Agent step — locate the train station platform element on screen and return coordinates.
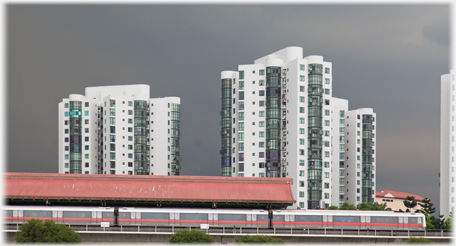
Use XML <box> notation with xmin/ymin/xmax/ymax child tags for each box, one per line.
<box><xmin>5</xmin><ymin>172</ymin><xmax>295</xmax><ymax>209</ymax></box>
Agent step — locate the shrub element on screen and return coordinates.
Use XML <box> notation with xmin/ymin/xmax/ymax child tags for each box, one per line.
<box><xmin>235</xmin><ymin>235</ymin><xmax>285</xmax><ymax>244</ymax></box>
<box><xmin>15</xmin><ymin>219</ymin><xmax>81</xmax><ymax>243</ymax></box>
<box><xmin>169</xmin><ymin>229</ymin><xmax>214</xmax><ymax>243</ymax></box>
<box><xmin>407</xmin><ymin>237</ymin><xmax>433</xmax><ymax>244</ymax></box>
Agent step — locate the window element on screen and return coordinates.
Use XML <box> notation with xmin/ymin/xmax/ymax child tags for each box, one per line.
<box><xmin>325</xmin><ymin>89</ymin><xmax>330</xmax><ymax>95</ymax></box>
<box><xmin>299</xmin><ymin>149</ymin><xmax>305</xmax><ymax>155</ymax></box>
<box><xmin>110</xmin><ymin>153</ymin><xmax>115</xmax><ymax>160</ymax></box>
<box><xmin>64</xmin><ymin>103</ymin><xmax>69</xmax><ymax>108</ymax></box>
<box><xmin>85</xmin><ymin>145</ymin><xmax>89</xmax><ymax>150</ymax></box>
<box><xmin>325</xmin><ymin>110</ymin><xmax>330</xmax><ymax>116</ymax></box>
<box><xmin>259</xmin><ymin>131</ymin><xmax>265</xmax><ymax>137</ymax></box>
<box><xmin>324</xmin><ymin>151</ymin><xmax>330</xmax><ymax>157</ymax></box>
<box><xmin>259</xmin><ymin>142</ymin><xmax>264</xmax><ymax>148</ymax></box>
<box><xmin>299</xmin><ymin>191</ymin><xmax>305</xmax><ymax>198</ymax></box>
<box><xmin>299</xmin><ymin>181</ymin><xmax>305</xmax><ymax>187</ymax></box>
<box><xmin>324</xmin><ymin>162</ymin><xmax>329</xmax><ymax>168</ymax></box>
<box><xmin>325</xmin><ymin>67</ymin><xmax>330</xmax><ymax>74</ymax></box>
<box><xmin>299</xmin><ymin>139</ymin><xmax>305</xmax><ymax>145</ymax></box>
<box><xmin>324</xmin><ymin>183</ymin><xmax>329</xmax><ymax>189</ymax></box>
<box><xmin>239</xmin><ymin>122</ymin><xmax>244</xmax><ymax>131</ymax></box>
<box><xmin>239</xmin><ymin>91</ymin><xmax>244</xmax><ymax>100</ymax></box>
<box><xmin>239</xmin><ymin>132</ymin><xmax>244</xmax><ymax>141</ymax></box>
<box><xmin>259</xmin><ymin>69</ymin><xmax>265</xmax><ymax>75</ymax></box>
<box><xmin>110</xmin><ymin>99</ymin><xmax>116</xmax><ymax>107</ymax></box>
<box><xmin>299</xmin><ymin>160</ymin><xmax>304</xmax><ymax>166</ymax></box>
<box><xmin>239</xmin><ymin>71</ymin><xmax>244</xmax><ymax>79</ymax></box>
<box><xmin>300</xmin><ymin>96</ymin><xmax>305</xmax><ymax>102</ymax></box>
<box><xmin>259</xmin><ymin>152</ymin><xmax>264</xmax><ymax>158</ymax></box>
<box><xmin>259</xmin><ymin>90</ymin><xmax>265</xmax><ymax>96</ymax></box>
<box><xmin>259</xmin><ymin>111</ymin><xmax>264</xmax><ymax>117</ymax></box>
<box><xmin>300</xmin><ymin>86</ymin><xmax>305</xmax><ymax>92</ymax></box>
<box><xmin>259</xmin><ymin>80</ymin><xmax>264</xmax><ymax>86</ymax></box>
<box><xmin>300</xmin><ymin>107</ymin><xmax>305</xmax><ymax>113</ymax></box>
<box><xmin>324</xmin><ymin>172</ymin><xmax>330</xmax><ymax>178</ymax></box>
<box><xmin>239</xmin><ymin>112</ymin><xmax>244</xmax><ymax>121</ymax></box>
<box><xmin>259</xmin><ymin>101</ymin><xmax>265</xmax><ymax>106</ymax></box>
<box><xmin>325</xmin><ymin>78</ymin><xmax>330</xmax><ymax>84</ymax></box>
<box><xmin>299</xmin><ymin>170</ymin><xmax>305</xmax><ymax>176</ymax></box>
<box><xmin>300</xmin><ymin>64</ymin><xmax>305</xmax><ymax>71</ymax></box>
<box><xmin>85</xmin><ymin>137</ymin><xmax>89</xmax><ymax>142</ymax></box>
<box><xmin>128</xmin><ymin>153</ymin><xmax>133</xmax><ymax>158</ymax></box>
<box><xmin>239</xmin><ymin>81</ymin><xmax>244</xmax><ymax>90</ymax></box>
<box><xmin>259</xmin><ymin>121</ymin><xmax>264</xmax><ymax>127</ymax></box>
<box><xmin>299</xmin><ymin>128</ymin><xmax>305</xmax><ymax>134</ymax></box>
<box><xmin>325</xmin><ymin>99</ymin><xmax>330</xmax><ymax>105</ymax></box>
<box><xmin>239</xmin><ymin>153</ymin><xmax>244</xmax><ymax>161</ymax></box>
<box><xmin>324</xmin><ymin>193</ymin><xmax>330</xmax><ymax>199</ymax></box>
<box><xmin>64</xmin><ymin>112</ymin><xmax>69</xmax><ymax>117</ymax></box>
<box><xmin>299</xmin><ymin>118</ymin><xmax>305</xmax><ymax>124</ymax></box>
<box><xmin>324</xmin><ymin>120</ymin><xmax>330</xmax><ymax>126</ymax></box>
<box><xmin>300</xmin><ymin>75</ymin><xmax>305</xmax><ymax>81</ymax></box>
<box><xmin>128</xmin><ymin>136</ymin><xmax>132</xmax><ymax>141</ymax></box>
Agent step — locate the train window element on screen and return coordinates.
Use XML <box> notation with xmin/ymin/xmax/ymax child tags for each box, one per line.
<box><xmin>63</xmin><ymin>211</ymin><xmax>91</xmax><ymax>218</ymax></box>
<box><xmin>333</xmin><ymin>216</ymin><xmax>360</xmax><ymax>223</ymax></box>
<box><xmin>23</xmin><ymin>211</ymin><xmax>52</xmax><ymax>218</ymax></box>
<box><xmin>218</xmin><ymin>214</ymin><xmax>246</xmax><ymax>221</ymax></box>
<box><xmin>273</xmin><ymin>215</ymin><xmax>284</xmax><ymax>221</ymax></box>
<box><xmin>180</xmin><ymin>213</ymin><xmax>208</xmax><ymax>221</ymax></box>
<box><xmin>5</xmin><ymin>210</ymin><xmax>13</xmax><ymax>217</ymax></box>
<box><xmin>408</xmin><ymin>217</ymin><xmax>418</xmax><ymax>224</ymax></box>
<box><xmin>141</xmin><ymin>213</ymin><xmax>168</xmax><ymax>220</ymax></box>
<box><xmin>295</xmin><ymin>215</ymin><xmax>322</xmax><ymax>222</ymax></box>
<box><xmin>102</xmin><ymin>212</ymin><xmax>114</xmax><ymax>218</ymax></box>
<box><xmin>257</xmin><ymin>215</ymin><xmax>268</xmax><ymax>221</ymax></box>
<box><xmin>371</xmin><ymin>216</ymin><xmax>398</xmax><ymax>224</ymax></box>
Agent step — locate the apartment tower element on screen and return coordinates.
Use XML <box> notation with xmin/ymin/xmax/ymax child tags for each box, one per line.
<box><xmin>58</xmin><ymin>85</ymin><xmax>181</xmax><ymax>176</ymax></box>
<box><xmin>220</xmin><ymin>47</ymin><xmax>376</xmax><ymax>209</ymax></box>
<box><xmin>441</xmin><ymin>69</ymin><xmax>455</xmax><ymax>218</ymax></box>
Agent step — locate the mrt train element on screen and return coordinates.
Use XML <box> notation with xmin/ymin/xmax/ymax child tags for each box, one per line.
<box><xmin>4</xmin><ymin>206</ymin><xmax>426</xmax><ymax>230</ymax></box>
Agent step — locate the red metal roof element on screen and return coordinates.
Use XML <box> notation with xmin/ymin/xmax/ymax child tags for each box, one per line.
<box><xmin>5</xmin><ymin>173</ymin><xmax>295</xmax><ymax>205</ymax></box>
<box><xmin>376</xmin><ymin>190</ymin><xmax>425</xmax><ymax>201</ymax></box>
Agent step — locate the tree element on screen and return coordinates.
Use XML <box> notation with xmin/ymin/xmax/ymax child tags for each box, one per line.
<box><xmin>15</xmin><ymin>219</ymin><xmax>81</xmax><ymax>243</ymax></box>
<box><xmin>357</xmin><ymin>202</ymin><xmax>372</xmax><ymax>210</ymax></box>
<box><xmin>403</xmin><ymin>196</ymin><xmax>418</xmax><ymax>212</ymax></box>
<box><xmin>371</xmin><ymin>202</ymin><xmax>391</xmax><ymax>211</ymax></box>
<box><xmin>168</xmin><ymin>229</ymin><xmax>214</xmax><ymax>243</ymax></box>
<box><xmin>340</xmin><ymin>202</ymin><xmax>356</xmax><ymax>210</ymax></box>
<box><xmin>416</xmin><ymin>198</ymin><xmax>436</xmax><ymax>215</ymax></box>
<box><xmin>235</xmin><ymin>235</ymin><xmax>284</xmax><ymax>244</ymax></box>
<box><xmin>327</xmin><ymin>205</ymin><xmax>339</xmax><ymax>210</ymax></box>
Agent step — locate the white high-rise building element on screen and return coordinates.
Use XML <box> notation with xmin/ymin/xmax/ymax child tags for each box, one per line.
<box><xmin>220</xmin><ymin>47</ymin><xmax>376</xmax><ymax>209</ymax></box>
<box><xmin>440</xmin><ymin>69</ymin><xmax>455</xmax><ymax>218</ymax></box>
<box><xmin>58</xmin><ymin>85</ymin><xmax>181</xmax><ymax>176</ymax></box>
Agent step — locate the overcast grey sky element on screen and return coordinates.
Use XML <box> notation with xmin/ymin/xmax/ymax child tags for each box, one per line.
<box><xmin>6</xmin><ymin>4</ymin><xmax>451</xmax><ymax>213</ymax></box>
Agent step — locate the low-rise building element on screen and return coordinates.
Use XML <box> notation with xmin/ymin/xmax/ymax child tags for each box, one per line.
<box><xmin>376</xmin><ymin>190</ymin><xmax>424</xmax><ymax>212</ymax></box>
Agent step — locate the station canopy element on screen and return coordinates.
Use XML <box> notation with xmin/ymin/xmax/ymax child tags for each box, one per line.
<box><xmin>5</xmin><ymin>173</ymin><xmax>295</xmax><ymax>209</ymax></box>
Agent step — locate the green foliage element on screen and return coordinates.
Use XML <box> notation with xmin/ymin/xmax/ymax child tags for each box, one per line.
<box><xmin>356</xmin><ymin>202</ymin><xmax>372</xmax><ymax>210</ymax></box>
<box><xmin>15</xmin><ymin>219</ymin><xmax>81</xmax><ymax>243</ymax></box>
<box><xmin>407</xmin><ymin>237</ymin><xmax>433</xmax><ymax>244</ymax></box>
<box><xmin>168</xmin><ymin>229</ymin><xmax>214</xmax><ymax>243</ymax></box>
<box><xmin>235</xmin><ymin>235</ymin><xmax>284</xmax><ymax>244</ymax></box>
<box><xmin>370</xmin><ymin>202</ymin><xmax>388</xmax><ymax>211</ymax></box>
<box><xmin>327</xmin><ymin>205</ymin><xmax>339</xmax><ymax>210</ymax></box>
<box><xmin>416</xmin><ymin>198</ymin><xmax>436</xmax><ymax>215</ymax></box>
<box><xmin>340</xmin><ymin>202</ymin><xmax>356</xmax><ymax>210</ymax></box>
<box><xmin>444</xmin><ymin>218</ymin><xmax>452</xmax><ymax>229</ymax></box>
<box><xmin>403</xmin><ymin>196</ymin><xmax>418</xmax><ymax>211</ymax></box>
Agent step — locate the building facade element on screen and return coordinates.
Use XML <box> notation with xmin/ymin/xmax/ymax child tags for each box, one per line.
<box><xmin>220</xmin><ymin>47</ymin><xmax>376</xmax><ymax>209</ymax></box>
<box><xmin>376</xmin><ymin>190</ymin><xmax>424</xmax><ymax>212</ymax></box>
<box><xmin>440</xmin><ymin>69</ymin><xmax>455</xmax><ymax>218</ymax></box>
<box><xmin>58</xmin><ymin>85</ymin><xmax>181</xmax><ymax>176</ymax></box>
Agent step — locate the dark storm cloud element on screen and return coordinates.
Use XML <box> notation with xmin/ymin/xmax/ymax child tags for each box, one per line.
<box><xmin>6</xmin><ymin>4</ymin><xmax>450</xmax><ymax>213</ymax></box>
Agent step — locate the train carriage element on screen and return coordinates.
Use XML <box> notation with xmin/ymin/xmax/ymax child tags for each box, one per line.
<box><xmin>271</xmin><ymin>209</ymin><xmax>425</xmax><ymax>229</ymax></box>
<box><xmin>4</xmin><ymin>206</ymin><xmax>425</xmax><ymax>230</ymax></box>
